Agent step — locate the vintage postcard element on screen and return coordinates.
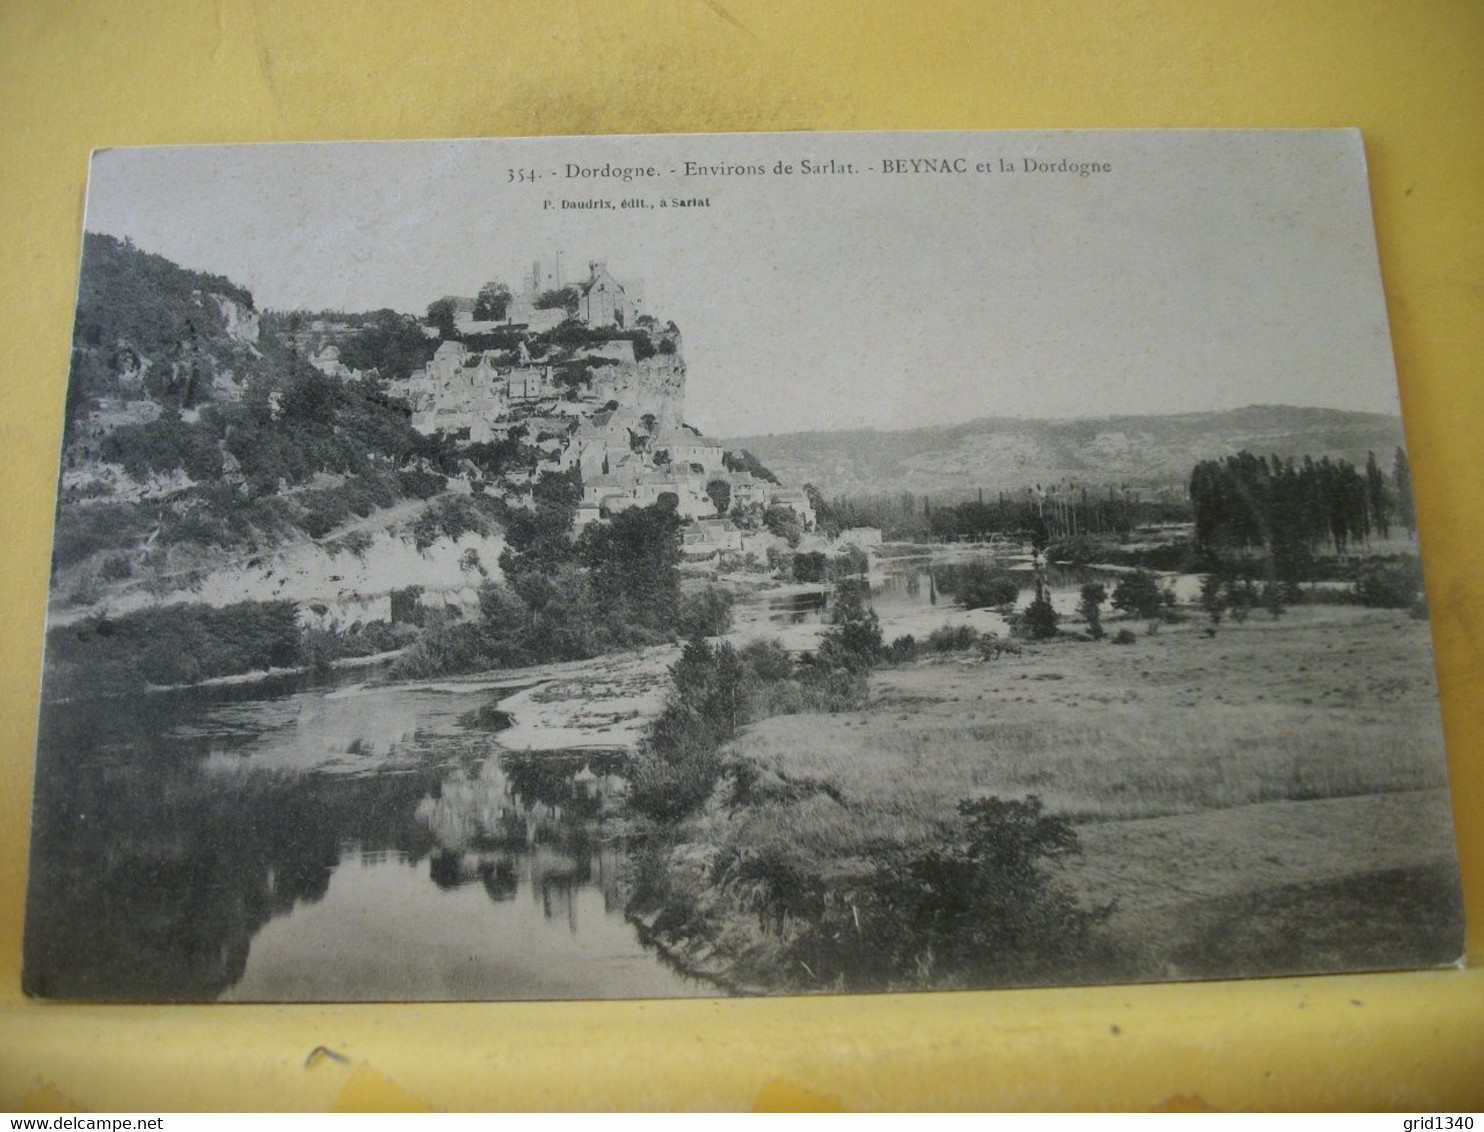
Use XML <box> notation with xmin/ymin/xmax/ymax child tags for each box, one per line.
<box><xmin>24</xmin><ymin>130</ymin><xmax>1462</xmax><ymax>1001</ymax></box>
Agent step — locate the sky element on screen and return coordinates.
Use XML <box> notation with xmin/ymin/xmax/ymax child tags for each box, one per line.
<box><xmin>83</xmin><ymin>130</ymin><xmax>1403</xmax><ymax>438</ymax></box>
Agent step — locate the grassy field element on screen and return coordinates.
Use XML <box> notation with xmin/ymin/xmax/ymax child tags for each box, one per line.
<box><xmin>645</xmin><ymin>604</ymin><xmax>1463</xmax><ymax>990</ymax></box>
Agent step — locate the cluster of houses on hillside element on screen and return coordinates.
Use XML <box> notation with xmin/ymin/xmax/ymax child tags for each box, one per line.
<box><xmin>570</xmin><ymin>414</ymin><xmax>815</xmax><ymax>534</ymax></box>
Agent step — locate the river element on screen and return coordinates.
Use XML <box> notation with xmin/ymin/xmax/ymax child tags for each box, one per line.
<box><xmin>23</xmin><ymin>548</ymin><xmax>1177</xmax><ymax>1001</ymax></box>
<box><xmin>23</xmin><ymin>666</ymin><xmax>707</xmax><ymax>1001</ymax></box>
<box><xmin>733</xmin><ymin>549</ymin><xmax>1151</xmax><ymax>645</ymax></box>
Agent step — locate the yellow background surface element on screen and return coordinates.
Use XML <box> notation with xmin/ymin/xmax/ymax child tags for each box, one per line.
<box><xmin>1</xmin><ymin>0</ymin><xmax>1482</xmax><ymax>1111</ymax></box>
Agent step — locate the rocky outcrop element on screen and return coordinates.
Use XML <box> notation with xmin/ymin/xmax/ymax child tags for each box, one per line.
<box><xmin>588</xmin><ymin>354</ymin><xmax>686</xmax><ymax>431</ymax></box>
<box><xmin>210</xmin><ymin>294</ymin><xmax>261</xmax><ymax>346</ymax></box>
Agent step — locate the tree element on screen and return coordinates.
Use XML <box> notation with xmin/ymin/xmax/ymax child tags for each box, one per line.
<box><xmin>960</xmin><ymin>562</ymin><xmax>1020</xmax><ymax>610</ymax></box>
<box><xmin>1190</xmin><ymin>448</ymin><xmax>1372</xmax><ymax>565</ymax></box>
<box><xmin>1261</xmin><ymin>579</ymin><xmax>1287</xmax><ymax>620</ymax></box>
<box><xmin>804</xmin><ymin>483</ymin><xmax>842</xmax><ymax>538</ymax></box>
<box><xmin>678</xmin><ymin>587</ymin><xmax>734</xmax><ymax>637</ymax></box>
<box><xmin>1199</xmin><ymin>572</ymin><xmax>1226</xmax><ymax>632</ymax></box>
<box><xmin>499</xmin><ymin>499</ymin><xmax>577</xmax><ymax>582</ymax></box>
<box><xmin>722</xmin><ymin>448</ymin><xmax>781</xmax><ymax>484</ymax></box>
<box><xmin>578</xmin><ymin>501</ymin><xmax>683</xmax><ymax>640</ymax></box>
<box><xmin>792</xmin><ymin>551</ymin><xmax>828</xmax><ymax>584</ymax></box>
<box><xmin>333</xmin><ymin>309</ymin><xmax>438</xmax><ymax>381</ymax></box>
<box><xmin>1111</xmin><ymin>570</ymin><xmax>1163</xmax><ymax>620</ymax></box>
<box><xmin>507</xmin><ymin>563</ymin><xmax>605</xmax><ymax>660</ymax></box>
<box><xmin>426</xmin><ymin>298</ymin><xmax>458</xmax><ymax>338</ymax></box>
<box><xmin>706</xmin><ymin>478</ymin><xmax>732</xmax><ymax>516</ymax></box>
<box><xmin>1021</xmin><ymin>591</ymin><xmax>1060</xmax><ymax>639</ymax></box>
<box><xmin>1223</xmin><ymin>575</ymin><xmax>1257</xmax><ymax>623</ymax></box>
<box><xmin>1027</xmin><ymin>513</ymin><xmax>1051</xmax><ymax>553</ymax></box>
<box><xmin>473</xmin><ymin>281</ymin><xmax>512</xmax><ymax>322</ymax></box>
<box><xmin>533</xmin><ymin>466</ymin><xmax>582</xmax><ymax>512</ymax></box>
<box><xmin>763</xmin><ymin>504</ymin><xmax>804</xmax><ymax>548</ymax></box>
<box><xmin>816</xmin><ymin>576</ymin><xmax>882</xmax><ymax>672</ymax></box>
<box><xmin>730</xmin><ymin>501</ymin><xmax>764</xmax><ymax>532</ymax></box>
<box><xmin>1365</xmin><ymin>450</ymin><xmax>1391</xmax><ymax>540</ymax></box>
<box><xmin>535</xmin><ymin>286</ymin><xmax>580</xmax><ymax>315</ymax></box>
<box><xmin>1394</xmin><ymin>447</ymin><xmax>1415</xmax><ymax>538</ymax></box>
<box><xmin>830</xmin><ymin>545</ymin><xmax>870</xmax><ymax>579</ymax></box>
<box><xmin>1077</xmin><ymin>582</ymin><xmax>1107</xmax><ymax>639</ymax></box>
<box><xmin>842</xmin><ymin>796</ymin><xmax>1106</xmax><ymax>989</ymax></box>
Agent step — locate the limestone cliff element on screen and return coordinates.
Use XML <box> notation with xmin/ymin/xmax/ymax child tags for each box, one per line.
<box><xmin>588</xmin><ymin>354</ymin><xmax>686</xmax><ymax>431</ymax></box>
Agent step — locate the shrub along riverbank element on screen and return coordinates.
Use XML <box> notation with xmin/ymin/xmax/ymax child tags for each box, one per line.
<box><xmin>43</xmin><ymin>598</ymin><xmax>418</xmax><ymax>699</ymax></box>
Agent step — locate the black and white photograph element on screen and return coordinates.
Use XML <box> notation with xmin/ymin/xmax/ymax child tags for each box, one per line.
<box><xmin>23</xmin><ymin>129</ymin><xmax>1463</xmax><ymax>1002</ymax></box>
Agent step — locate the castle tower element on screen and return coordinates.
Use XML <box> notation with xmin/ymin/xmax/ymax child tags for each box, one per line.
<box><xmin>524</xmin><ymin>252</ymin><xmax>565</xmax><ymax>299</ymax></box>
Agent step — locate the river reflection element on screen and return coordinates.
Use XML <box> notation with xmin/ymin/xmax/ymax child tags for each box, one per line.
<box><xmin>23</xmin><ymin>676</ymin><xmax>705</xmax><ymax>1001</ymax></box>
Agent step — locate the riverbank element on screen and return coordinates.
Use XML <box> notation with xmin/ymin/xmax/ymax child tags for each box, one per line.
<box><xmin>627</xmin><ymin>605</ymin><xmax>1462</xmax><ymax>993</ymax></box>
<box><xmin>482</xmin><ymin>645</ymin><xmax>680</xmax><ymax>751</ymax></box>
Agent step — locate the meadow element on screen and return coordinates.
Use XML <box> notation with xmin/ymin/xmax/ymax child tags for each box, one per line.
<box><xmin>640</xmin><ymin>604</ymin><xmax>1463</xmax><ymax>990</ymax></box>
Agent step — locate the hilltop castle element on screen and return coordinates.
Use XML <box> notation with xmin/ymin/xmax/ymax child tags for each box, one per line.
<box><xmin>390</xmin><ymin>256</ymin><xmax>813</xmax><ymax>531</ymax></box>
<box><xmin>451</xmin><ymin>257</ymin><xmax>647</xmax><ymax>337</ymax></box>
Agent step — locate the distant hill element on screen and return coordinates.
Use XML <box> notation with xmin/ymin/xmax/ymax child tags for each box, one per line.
<box><xmin>726</xmin><ymin>406</ymin><xmax>1407</xmax><ymax>499</ymax></box>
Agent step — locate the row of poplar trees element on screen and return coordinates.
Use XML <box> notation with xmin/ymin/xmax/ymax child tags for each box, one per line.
<box><xmin>1189</xmin><ymin>448</ymin><xmax>1414</xmax><ymax>572</ymax></box>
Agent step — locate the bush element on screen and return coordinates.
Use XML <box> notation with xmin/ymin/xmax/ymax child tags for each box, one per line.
<box><xmin>391</xmin><ymin>617</ymin><xmax>499</xmax><ymax>679</ymax></box>
<box><xmin>960</xmin><ymin>566</ymin><xmax>1021</xmax><ymax>610</ymax></box>
<box><xmin>102</xmin><ymin>415</ymin><xmax>225</xmax><ymax>483</ymax></box>
<box><xmin>1019</xmin><ymin>592</ymin><xmax>1060</xmax><ymax>639</ymax></box>
<box><xmin>791</xmin><ymin>664</ymin><xmax>871</xmax><ymax>713</ymax></box>
<box><xmin>678</xmin><ymin>586</ymin><xmax>734</xmax><ymax>638</ymax></box>
<box><xmin>397</xmin><ymin>468</ymin><xmax>447</xmax><ymax>499</ymax></box>
<box><xmin>792</xmin><ymin>551</ymin><xmax>828</xmax><ymax>584</ymax></box>
<box><xmin>411</xmin><ymin>493</ymin><xmax>500</xmax><ymax>551</ymax></box>
<box><xmin>738</xmin><ymin>638</ymin><xmax>795</xmax><ymax>683</ymax></box>
<box><xmin>328</xmin><ymin>529</ymin><xmax>375</xmax><ymax>559</ymax></box>
<box><xmin>1223</xmin><ymin>577</ymin><xmax>1257</xmax><ymax>623</ymax></box>
<box><xmin>52</xmin><ymin>502</ymin><xmax>153</xmax><ymax>569</ymax></box>
<box><xmin>926</xmin><ymin>624</ymin><xmax>981</xmax><ymax>652</ymax></box>
<box><xmin>931</xmin><ymin>561</ymin><xmax>1019</xmax><ymax>609</ymax></box>
<box><xmin>300</xmin><ymin>509</ymin><xmax>338</xmax><ymax>539</ymax></box>
<box><xmin>1077</xmin><ymin>581</ymin><xmax>1107</xmax><ymax>639</ymax></box>
<box><xmin>763</xmin><ymin>504</ymin><xmax>805</xmax><ymax>548</ymax></box>
<box><xmin>1111</xmin><ymin>570</ymin><xmax>1164</xmax><ymax>620</ymax></box>
<box><xmin>783</xmin><ymin>796</ymin><xmax>1110</xmax><ymax>990</ymax></box>
<box><xmin>627</xmin><ymin>747</ymin><xmax>727</xmax><ymax>824</ymax></box>
<box><xmin>978</xmin><ymin>633</ymin><xmax>1021</xmax><ymax>660</ymax></box>
<box><xmin>627</xmin><ymin>628</ymin><xmax>866</xmax><ymax>823</ymax></box>
<box><xmin>1261</xmin><ymin>579</ymin><xmax>1287</xmax><ymax>620</ymax></box>
<box><xmin>1111</xmin><ymin>628</ymin><xmax>1138</xmax><ymax>645</ymax></box>
<box><xmin>45</xmin><ymin>599</ymin><xmax>302</xmax><ymax>690</ymax></box>
<box><xmin>884</xmin><ymin>634</ymin><xmax>920</xmax><ymax>664</ymax></box>
<box><xmin>1354</xmin><ymin>557</ymin><xmax>1424</xmax><ymax>609</ymax></box>
<box><xmin>830</xmin><ymin>545</ymin><xmax>870</xmax><ymax>580</ymax></box>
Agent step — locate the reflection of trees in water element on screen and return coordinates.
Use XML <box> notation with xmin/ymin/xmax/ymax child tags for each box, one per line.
<box><xmin>25</xmin><ymin>690</ymin><xmax>640</xmax><ymax>998</ymax></box>
<box><xmin>24</xmin><ymin>699</ymin><xmax>442</xmax><ymax>1000</ymax></box>
<box><xmin>428</xmin><ymin>848</ymin><xmax>519</xmax><ymax>902</ymax></box>
<box><xmin>413</xmin><ymin>752</ymin><xmax>630</xmax><ymax>920</ymax></box>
